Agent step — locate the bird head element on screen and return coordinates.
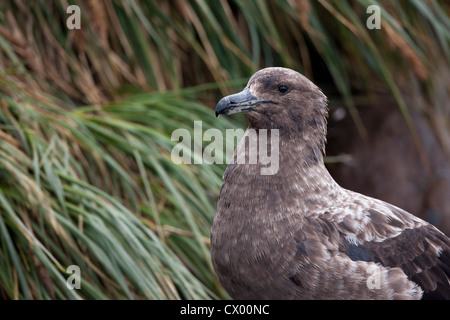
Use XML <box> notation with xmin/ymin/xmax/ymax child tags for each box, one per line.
<box><xmin>216</xmin><ymin>67</ymin><xmax>328</xmax><ymax>151</ymax></box>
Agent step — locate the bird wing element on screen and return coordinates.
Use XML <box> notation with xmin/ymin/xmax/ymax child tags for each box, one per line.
<box><xmin>288</xmin><ymin>214</ymin><xmax>422</xmax><ymax>299</ymax></box>
<box><xmin>288</xmin><ymin>199</ymin><xmax>450</xmax><ymax>299</ymax></box>
<box><xmin>355</xmin><ymin>222</ymin><xmax>450</xmax><ymax>299</ymax></box>
<box><xmin>331</xmin><ymin>193</ymin><xmax>450</xmax><ymax>299</ymax></box>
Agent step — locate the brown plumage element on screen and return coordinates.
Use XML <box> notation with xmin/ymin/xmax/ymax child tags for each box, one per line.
<box><xmin>211</xmin><ymin>67</ymin><xmax>450</xmax><ymax>300</ymax></box>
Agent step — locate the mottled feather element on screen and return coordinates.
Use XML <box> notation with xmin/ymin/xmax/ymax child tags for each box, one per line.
<box><xmin>211</xmin><ymin>67</ymin><xmax>450</xmax><ymax>300</ymax></box>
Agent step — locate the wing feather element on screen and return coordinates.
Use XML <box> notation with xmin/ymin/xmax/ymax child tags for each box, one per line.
<box><xmin>360</xmin><ymin>224</ymin><xmax>450</xmax><ymax>299</ymax></box>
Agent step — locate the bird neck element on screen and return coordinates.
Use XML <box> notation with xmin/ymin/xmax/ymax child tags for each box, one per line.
<box><xmin>246</xmin><ymin>106</ymin><xmax>328</xmax><ymax>159</ymax></box>
<box><xmin>276</xmin><ymin>134</ymin><xmax>340</xmax><ymax>193</ymax></box>
<box><xmin>229</xmin><ymin>127</ymin><xmax>341</xmax><ymax>206</ymax></box>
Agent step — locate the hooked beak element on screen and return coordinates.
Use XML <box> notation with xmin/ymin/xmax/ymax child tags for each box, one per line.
<box><xmin>215</xmin><ymin>88</ymin><xmax>272</xmax><ymax>117</ymax></box>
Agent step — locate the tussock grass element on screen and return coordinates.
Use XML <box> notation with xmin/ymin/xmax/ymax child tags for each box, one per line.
<box><xmin>0</xmin><ymin>72</ymin><xmax>240</xmax><ymax>299</ymax></box>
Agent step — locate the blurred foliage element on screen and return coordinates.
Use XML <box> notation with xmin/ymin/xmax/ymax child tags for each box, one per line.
<box><xmin>0</xmin><ymin>0</ymin><xmax>448</xmax><ymax>299</ymax></box>
<box><xmin>0</xmin><ymin>71</ymin><xmax>241</xmax><ymax>298</ymax></box>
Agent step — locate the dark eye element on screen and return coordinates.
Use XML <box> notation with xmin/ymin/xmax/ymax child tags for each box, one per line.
<box><xmin>278</xmin><ymin>85</ymin><xmax>288</xmax><ymax>94</ymax></box>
